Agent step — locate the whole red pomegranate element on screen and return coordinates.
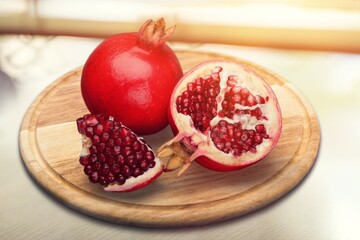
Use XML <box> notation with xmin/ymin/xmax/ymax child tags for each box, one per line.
<box><xmin>81</xmin><ymin>18</ymin><xmax>183</xmax><ymax>135</ymax></box>
<box><xmin>76</xmin><ymin>114</ymin><xmax>163</xmax><ymax>192</ymax></box>
<box><xmin>157</xmin><ymin>60</ymin><xmax>282</xmax><ymax>176</ymax></box>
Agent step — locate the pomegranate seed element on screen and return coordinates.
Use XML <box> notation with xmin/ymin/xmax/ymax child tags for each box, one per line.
<box><xmin>98</xmin><ymin>153</ymin><xmax>106</xmax><ymax>163</ymax></box>
<box><xmin>249</xmin><ymin>130</ymin><xmax>256</xmax><ymax>138</ymax></box>
<box><xmin>248</xmin><ymin>95</ymin><xmax>256</xmax><ymax>106</ymax></box>
<box><xmin>246</xmin><ymin>138</ymin><xmax>254</xmax><ymax>146</ymax></box>
<box><xmin>255</xmin><ymin>124</ymin><xmax>265</xmax><ymax>133</ymax></box>
<box><xmin>90</xmin><ymin>154</ymin><xmax>97</xmax><ymax>163</ymax></box>
<box><xmin>254</xmin><ymin>134</ymin><xmax>263</xmax><ymax>144</ymax></box>
<box><xmin>255</xmin><ymin>95</ymin><xmax>265</xmax><ymax>104</ymax></box>
<box><xmin>104</xmin><ymin>147</ymin><xmax>112</xmax><ymax>156</ymax></box>
<box><xmin>148</xmin><ymin>160</ymin><xmax>156</xmax><ymax>168</ymax></box>
<box><xmin>99</xmin><ymin>176</ymin><xmax>108</xmax><ymax>185</ymax></box>
<box><xmin>89</xmin><ymin>171</ymin><xmax>99</xmax><ymax>183</ymax></box>
<box><xmin>133</xmin><ymin>168</ymin><xmax>143</xmax><ymax>177</ymax></box>
<box><xmin>114</xmin><ymin>138</ymin><xmax>122</xmax><ymax>146</ymax></box>
<box><xmin>97</xmin><ymin>143</ymin><xmax>106</xmax><ymax>152</ymax></box>
<box><xmin>103</xmin><ymin>120</ymin><xmax>114</xmax><ymax>132</ymax></box>
<box><xmin>209</xmin><ymin>88</ymin><xmax>217</xmax><ymax>97</ymax></box>
<box><xmin>139</xmin><ymin>160</ymin><xmax>149</xmax><ymax>170</ymax></box>
<box><xmin>91</xmin><ymin>162</ymin><xmax>101</xmax><ymax>171</ymax></box>
<box><xmin>215</xmin><ymin>142</ymin><xmax>224</xmax><ymax>149</ymax></box>
<box><xmin>116</xmin><ymin>155</ymin><xmax>125</xmax><ymax>164</ymax></box>
<box><xmin>135</xmin><ymin>152</ymin><xmax>143</xmax><ymax>161</ymax></box>
<box><xmin>240</xmin><ymin>88</ymin><xmax>250</xmax><ymax>99</ymax></box>
<box><xmin>110</xmin><ymin>128</ymin><xmax>120</xmax><ymax>138</ymax></box>
<box><xmin>79</xmin><ymin>156</ymin><xmax>90</xmax><ymax>166</ymax></box>
<box><xmin>123</xmin><ymin>136</ymin><xmax>133</xmax><ymax>146</ymax></box>
<box><xmin>232</xmin><ymin>94</ymin><xmax>241</xmax><ymax>103</ymax></box>
<box><xmin>183</xmin><ymin>90</ymin><xmax>190</xmax><ymax>98</ymax></box>
<box><xmin>120</xmin><ymin>127</ymin><xmax>131</xmax><ymax>138</ymax></box>
<box><xmin>203</xmin><ymin>90</ymin><xmax>209</xmax><ymax>97</ymax></box>
<box><xmin>100</xmin><ymin>163</ymin><xmax>110</xmax><ymax>175</ymax></box>
<box><xmin>146</xmin><ymin>151</ymin><xmax>155</xmax><ymax>161</ymax></box>
<box><xmin>92</xmin><ymin>135</ymin><xmax>100</xmax><ymax>145</ymax></box>
<box><xmin>218</xmin><ymin>110</ymin><xmax>225</xmax><ymax>118</ymax></box>
<box><xmin>212</xmin><ymin>66</ymin><xmax>222</xmax><ymax>73</ymax></box>
<box><xmin>132</xmin><ymin>141</ymin><xmax>141</xmax><ymax>152</ymax></box>
<box><xmin>125</xmin><ymin>155</ymin><xmax>136</xmax><ymax>168</ymax></box>
<box><xmin>243</xmin><ymin>144</ymin><xmax>249</xmax><ymax>151</ymax></box>
<box><xmin>227</xmin><ymin>75</ymin><xmax>238</xmax><ymax>86</ymax></box>
<box><xmin>116</xmin><ymin>175</ymin><xmax>126</xmax><ymax>185</ymax></box>
<box><xmin>97</xmin><ymin>115</ymin><xmax>107</xmax><ymax>124</ymax></box>
<box><xmin>176</xmin><ymin>96</ymin><xmax>182</xmax><ymax>104</ymax></box>
<box><xmin>241</xmin><ymin>132</ymin><xmax>249</xmax><ymax>141</ymax></box>
<box><xmin>76</xmin><ymin>118</ymin><xmax>86</xmax><ymax>134</ymax></box>
<box><xmin>121</xmin><ymin>165</ymin><xmax>132</xmax><ymax>177</ymax></box>
<box><xmin>106</xmin><ymin>138</ymin><xmax>115</xmax><ymax>147</ymax></box>
<box><xmin>94</xmin><ymin>124</ymin><xmax>103</xmax><ymax>135</ymax></box>
<box><xmin>112</xmin><ymin>145</ymin><xmax>121</xmax><ymax>155</ymax></box>
<box><xmin>106</xmin><ymin>155</ymin><xmax>115</xmax><ymax>165</ymax></box>
<box><xmin>84</xmin><ymin>114</ymin><xmax>99</xmax><ymax>126</ymax></box>
<box><xmin>187</xmin><ymin>82</ymin><xmax>195</xmax><ymax>92</ymax></box>
<box><xmin>101</xmin><ymin>132</ymin><xmax>109</xmax><ymax>142</ymax></box>
<box><xmin>89</xmin><ymin>146</ymin><xmax>97</xmax><ymax>155</ymax></box>
<box><xmin>230</xmin><ymin>86</ymin><xmax>242</xmax><ymax>95</ymax></box>
<box><xmin>121</xmin><ymin>146</ymin><xmax>132</xmax><ymax>156</ymax></box>
<box><xmin>85</xmin><ymin>126</ymin><xmax>93</xmax><ymax>137</ymax></box>
<box><xmin>106</xmin><ymin>173</ymin><xmax>115</xmax><ymax>183</ymax></box>
<box><xmin>84</xmin><ymin>165</ymin><xmax>92</xmax><ymax>175</ymax></box>
<box><xmin>222</xmin><ymin>100</ymin><xmax>228</xmax><ymax>108</ymax></box>
<box><xmin>195</xmin><ymin>77</ymin><xmax>203</xmax><ymax>85</ymax></box>
<box><xmin>251</xmin><ymin>108</ymin><xmax>263</xmax><ymax>119</ymax></box>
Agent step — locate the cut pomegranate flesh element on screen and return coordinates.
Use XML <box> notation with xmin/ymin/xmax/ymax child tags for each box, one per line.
<box><xmin>158</xmin><ymin>60</ymin><xmax>282</xmax><ymax>175</ymax></box>
<box><xmin>76</xmin><ymin>114</ymin><xmax>163</xmax><ymax>192</ymax></box>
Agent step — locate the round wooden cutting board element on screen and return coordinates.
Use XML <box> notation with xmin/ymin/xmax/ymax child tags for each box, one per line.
<box><xmin>19</xmin><ymin>50</ymin><xmax>320</xmax><ymax>227</ymax></box>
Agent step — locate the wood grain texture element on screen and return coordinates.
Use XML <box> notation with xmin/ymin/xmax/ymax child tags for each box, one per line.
<box><xmin>19</xmin><ymin>50</ymin><xmax>320</xmax><ymax>227</ymax></box>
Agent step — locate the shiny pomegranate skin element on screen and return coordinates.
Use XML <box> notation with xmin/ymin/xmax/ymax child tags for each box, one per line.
<box><xmin>81</xmin><ymin>19</ymin><xmax>183</xmax><ymax>135</ymax></box>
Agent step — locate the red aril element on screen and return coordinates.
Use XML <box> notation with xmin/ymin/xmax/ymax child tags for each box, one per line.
<box><xmin>76</xmin><ymin>114</ymin><xmax>163</xmax><ymax>192</ymax></box>
<box><xmin>81</xmin><ymin>18</ymin><xmax>183</xmax><ymax>135</ymax></box>
<box><xmin>157</xmin><ymin>60</ymin><xmax>282</xmax><ymax>176</ymax></box>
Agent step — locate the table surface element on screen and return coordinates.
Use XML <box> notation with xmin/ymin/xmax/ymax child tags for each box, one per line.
<box><xmin>1</xmin><ymin>35</ymin><xmax>360</xmax><ymax>239</ymax></box>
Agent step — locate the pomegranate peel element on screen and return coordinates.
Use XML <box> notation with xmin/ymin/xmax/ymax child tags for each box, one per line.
<box><xmin>157</xmin><ymin>60</ymin><xmax>282</xmax><ymax>176</ymax></box>
<box><xmin>81</xmin><ymin>18</ymin><xmax>183</xmax><ymax>135</ymax></box>
<box><xmin>77</xmin><ymin>114</ymin><xmax>163</xmax><ymax>192</ymax></box>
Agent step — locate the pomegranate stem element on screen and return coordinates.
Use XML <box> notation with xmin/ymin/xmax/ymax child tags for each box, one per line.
<box><xmin>138</xmin><ymin>18</ymin><xmax>176</xmax><ymax>50</ymax></box>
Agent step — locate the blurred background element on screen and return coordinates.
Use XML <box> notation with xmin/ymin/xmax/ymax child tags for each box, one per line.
<box><xmin>0</xmin><ymin>0</ymin><xmax>360</xmax><ymax>52</ymax></box>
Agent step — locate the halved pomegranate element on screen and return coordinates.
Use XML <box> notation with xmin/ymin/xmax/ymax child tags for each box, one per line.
<box><xmin>76</xmin><ymin>114</ymin><xmax>163</xmax><ymax>192</ymax></box>
<box><xmin>157</xmin><ymin>60</ymin><xmax>282</xmax><ymax>176</ymax></box>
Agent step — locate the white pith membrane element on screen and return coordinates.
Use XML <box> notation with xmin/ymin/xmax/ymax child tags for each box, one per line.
<box><xmin>161</xmin><ymin>60</ymin><xmax>281</xmax><ymax>175</ymax></box>
<box><xmin>104</xmin><ymin>157</ymin><xmax>163</xmax><ymax>192</ymax></box>
<box><xmin>79</xmin><ymin>116</ymin><xmax>163</xmax><ymax>192</ymax></box>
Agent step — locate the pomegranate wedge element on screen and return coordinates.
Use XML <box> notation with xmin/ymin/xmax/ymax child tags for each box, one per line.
<box><xmin>76</xmin><ymin>114</ymin><xmax>163</xmax><ymax>192</ymax></box>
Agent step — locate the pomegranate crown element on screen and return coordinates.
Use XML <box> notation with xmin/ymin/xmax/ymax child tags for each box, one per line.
<box><xmin>138</xmin><ymin>18</ymin><xmax>176</xmax><ymax>50</ymax></box>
